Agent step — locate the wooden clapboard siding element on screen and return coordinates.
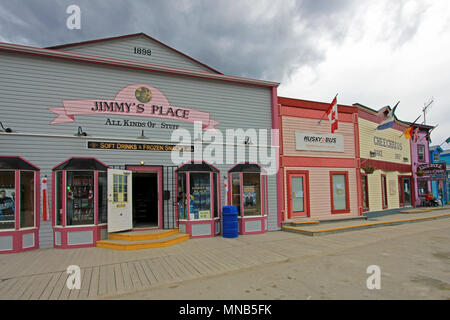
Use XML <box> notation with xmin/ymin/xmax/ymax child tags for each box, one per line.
<box><xmin>282</xmin><ymin>116</ymin><xmax>356</xmax><ymax>158</ymax></box>
<box><xmin>359</xmin><ymin>118</ymin><xmax>411</xmax><ymax>164</ymax></box>
<box><xmin>284</xmin><ymin>167</ymin><xmax>359</xmax><ymax>219</ymax></box>
<box><xmin>364</xmin><ymin>170</ymin><xmax>412</xmax><ymax>212</ymax></box>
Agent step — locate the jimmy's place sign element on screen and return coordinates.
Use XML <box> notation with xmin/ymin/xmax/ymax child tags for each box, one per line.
<box><xmin>295</xmin><ymin>132</ymin><xmax>345</xmax><ymax>153</ymax></box>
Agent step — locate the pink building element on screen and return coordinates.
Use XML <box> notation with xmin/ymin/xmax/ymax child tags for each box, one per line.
<box><xmin>409</xmin><ymin>123</ymin><xmax>434</xmax><ymax>206</ymax></box>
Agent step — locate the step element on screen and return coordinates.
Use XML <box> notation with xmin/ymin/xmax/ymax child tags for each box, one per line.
<box><xmin>282</xmin><ymin>213</ymin><xmax>450</xmax><ymax>236</ymax></box>
<box><xmin>109</xmin><ymin>229</ymin><xmax>179</xmax><ymax>241</ymax></box>
<box><xmin>97</xmin><ymin>233</ymin><xmax>190</xmax><ymax>250</ymax></box>
<box><xmin>282</xmin><ymin>220</ymin><xmax>320</xmax><ymax>226</ymax></box>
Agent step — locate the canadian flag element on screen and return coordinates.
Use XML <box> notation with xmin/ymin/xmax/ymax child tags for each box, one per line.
<box><xmin>41</xmin><ymin>176</ymin><xmax>49</xmax><ymax>221</ymax></box>
<box><xmin>326</xmin><ymin>96</ymin><xmax>338</xmax><ymax>133</ymax></box>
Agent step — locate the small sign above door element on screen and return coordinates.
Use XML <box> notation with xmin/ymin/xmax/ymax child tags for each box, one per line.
<box><xmin>295</xmin><ymin>132</ymin><xmax>345</xmax><ymax>153</ymax></box>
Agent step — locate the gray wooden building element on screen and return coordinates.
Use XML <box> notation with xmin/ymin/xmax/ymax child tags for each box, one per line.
<box><xmin>0</xmin><ymin>33</ymin><xmax>280</xmax><ymax>252</ymax></box>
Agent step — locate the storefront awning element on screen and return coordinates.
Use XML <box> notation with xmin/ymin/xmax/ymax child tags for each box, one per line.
<box><xmin>229</xmin><ymin>163</ymin><xmax>262</xmax><ymax>173</ymax></box>
<box><xmin>0</xmin><ymin>156</ymin><xmax>39</xmax><ymax>170</ymax></box>
<box><xmin>53</xmin><ymin>158</ymin><xmax>108</xmax><ymax>171</ymax></box>
<box><xmin>176</xmin><ymin>161</ymin><xmax>219</xmax><ymax>173</ymax></box>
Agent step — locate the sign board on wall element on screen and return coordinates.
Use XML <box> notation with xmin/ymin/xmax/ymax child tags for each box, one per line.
<box><xmin>417</xmin><ymin>163</ymin><xmax>446</xmax><ymax>175</ymax></box>
<box><xmin>295</xmin><ymin>132</ymin><xmax>345</xmax><ymax>153</ymax></box>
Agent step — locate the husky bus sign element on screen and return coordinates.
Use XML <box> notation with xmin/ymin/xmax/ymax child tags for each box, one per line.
<box><xmin>295</xmin><ymin>131</ymin><xmax>345</xmax><ymax>153</ymax></box>
<box><xmin>48</xmin><ymin>84</ymin><xmax>220</xmax><ymax>131</ymax></box>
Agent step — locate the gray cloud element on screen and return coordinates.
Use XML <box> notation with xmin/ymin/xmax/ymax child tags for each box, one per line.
<box><xmin>0</xmin><ymin>0</ymin><xmax>363</xmax><ymax>82</ymax></box>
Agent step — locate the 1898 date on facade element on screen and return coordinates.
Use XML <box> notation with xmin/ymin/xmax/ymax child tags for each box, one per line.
<box><xmin>134</xmin><ymin>47</ymin><xmax>152</xmax><ymax>56</ymax></box>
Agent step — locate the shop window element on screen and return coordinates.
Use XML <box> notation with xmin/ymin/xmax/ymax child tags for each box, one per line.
<box><xmin>330</xmin><ymin>172</ymin><xmax>350</xmax><ymax>213</ymax></box>
<box><xmin>0</xmin><ymin>171</ymin><xmax>15</xmax><ymax>230</ymax></box>
<box><xmin>418</xmin><ymin>145</ymin><xmax>425</xmax><ymax>162</ymax></box>
<box><xmin>190</xmin><ymin>173</ymin><xmax>211</xmax><ymax>219</ymax></box>
<box><xmin>20</xmin><ymin>171</ymin><xmax>35</xmax><ymax>228</ymax></box>
<box><xmin>98</xmin><ymin>172</ymin><xmax>107</xmax><ymax>224</ymax></box>
<box><xmin>177</xmin><ymin>172</ymin><xmax>187</xmax><ymax>220</ymax></box>
<box><xmin>53</xmin><ymin>157</ymin><xmax>109</xmax><ymax>227</ymax></box>
<box><xmin>229</xmin><ymin>163</ymin><xmax>268</xmax><ymax>217</ymax></box>
<box><xmin>418</xmin><ymin>179</ymin><xmax>429</xmax><ymax>195</ymax></box>
<box><xmin>243</xmin><ymin>173</ymin><xmax>261</xmax><ymax>216</ymax></box>
<box><xmin>176</xmin><ymin>162</ymin><xmax>220</xmax><ymax>221</ymax></box>
<box><xmin>381</xmin><ymin>174</ymin><xmax>388</xmax><ymax>209</ymax></box>
<box><xmin>433</xmin><ymin>153</ymin><xmax>440</xmax><ymax>162</ymax></box>
<box><xmin>231</xmin><ymin>173</ymin><xmax>241</xmax><ymax>213</ymax></box>
<box><xmin>66</xmin><ymin>171</ymin><xmax>95</xmax><ymax>226</ymax></box>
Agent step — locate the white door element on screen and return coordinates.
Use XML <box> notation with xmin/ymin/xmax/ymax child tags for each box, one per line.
<box><xmin>107</xmin><ymin>169</ymin><xmax>133</xmax><ymax>233</ymax></box>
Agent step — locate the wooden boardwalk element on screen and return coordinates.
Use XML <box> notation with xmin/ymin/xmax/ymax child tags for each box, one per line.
<box><xmin>0</xmin><ymin>232</ymin><xmax>299</xmax><ymax>300</ymax></box>
<box><xmin>2</xmin><ymin>213</ymin><xmax>448</xmax><ymax>300</ymax></box>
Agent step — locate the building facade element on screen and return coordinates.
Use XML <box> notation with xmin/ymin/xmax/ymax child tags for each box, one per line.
<box><xmin>429</xmin><ymin>146</ymin><xmax>447</xmax><ymax>205</ymax></box>
<box><xmin>409</xmin><ymin>124</ymin><xmax>434</xmax><ymax>206</ymax></box>
<box><xmin>356</xmin><ymin>104</ymin><xmax>413</xmax><ymax>212</ymax></box>
<box><xmin>441</xmin><ymin>150</ymin><xmax>450</xmax><ymax>204</ymax></box>
<box><xmin>0</xmin><ymin>33</ymin><xmax>280</xmax><ymax>253</ymax></box>
<box><xmin>278</xmin><ymin>97</ymin><xmax>361</xmax><ymax>221</ymax></box>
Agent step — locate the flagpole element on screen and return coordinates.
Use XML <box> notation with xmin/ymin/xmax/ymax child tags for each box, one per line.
<box><xmin>318</xmin><ymin>93</ymin><xmax>338</xmax><ymax>125</ymax></box>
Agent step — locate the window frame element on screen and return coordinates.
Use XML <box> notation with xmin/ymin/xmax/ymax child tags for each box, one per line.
<box><xmin>19</xmin><ymin>170</ymin><xmax>36</xmax><ymax>229</ymax></box>
<box><xmin>329</xmin><ymin>171</ymin><xmax>350</xmax><ymax>214</ymax></box>
<box><xmin>228</xmin><ymin>164</ymin><xmax>268</xmax><ymax>218</ymax></box>
<box><xmin>417</xmin><ymin>144</ymin><xmax>426</xmax><ymax>162</ymax></box>
<box><xmin>177</xmin><ymin>170</ymin><xmax>220</xmax><ymax>222</ymax></box>
<box><xmin>0</xmin><ymin>169</ymin><xmax>17</xmax><ymax>231</ymax></box>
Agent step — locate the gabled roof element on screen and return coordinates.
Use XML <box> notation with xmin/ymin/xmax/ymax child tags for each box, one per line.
<box><xmin>0</xmin><ymin>41</ymin><xmax>279</xmax><ymax>88</ymax></box>
<box><xmin>46</xmin><ymin>32</ymin><xmax>222</xmax><ymax>74</ymax></box>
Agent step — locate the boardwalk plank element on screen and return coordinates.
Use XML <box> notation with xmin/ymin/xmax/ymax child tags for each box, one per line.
<box><xmin>88</xmin><ymin>266</ymin><xmax>100</xmax><ymax>298</ymax></box>
<box><xmin>39</xmin><ymin>272</ymin><xmax>62</xmax><ymax>300</ymax></box>
<box><xmin>77</xmin><ymin>267</ymin><xmax>92</xmax><ymax>300</ymax></box>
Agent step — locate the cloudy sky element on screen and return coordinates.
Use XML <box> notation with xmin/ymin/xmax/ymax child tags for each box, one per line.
<box><xmin>0</xmin><ymin>0</ymin><xmax>449</xmax><ymax>146</ymax></box>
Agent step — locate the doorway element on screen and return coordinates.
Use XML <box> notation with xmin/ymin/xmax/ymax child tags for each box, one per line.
<box><xmin>132</xmin><ymin>172</ymin><xmax>158</xmax><ymax>228</ymax></box>
<box><xmin>287</xmin><ymin>171</ymin><xmax>310</xmax><ymax>218</ymax></box>
<box><xmin>398</xmin><ymin>176</ymin><xmax>413</xmax><ymax>207</ymax></box>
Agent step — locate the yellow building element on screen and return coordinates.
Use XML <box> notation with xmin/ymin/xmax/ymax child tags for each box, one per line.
<box><xmin>356</xmin><ymin>104</ymin><xmax>413</xmax><ymax>212</ymax></box>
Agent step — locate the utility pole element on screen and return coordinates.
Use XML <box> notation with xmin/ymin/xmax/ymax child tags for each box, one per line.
<box><xmin>422</xmin><ymin>99</ymin><xmax>434</xmax><ymax>125</ymax></box>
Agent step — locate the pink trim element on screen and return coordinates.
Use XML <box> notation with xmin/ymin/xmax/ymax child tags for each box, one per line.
<box><xmin>53</xmin><ymin>226</ymin><xmax>104</xmax><ymax>249</ymax></box>
<box><xmin>210</xmin><ymin>172</ymin><xmax>214</xmax><ymax>220</ymax></box>
<box><xmin>239</xmin><ymin>216</ymin><xmax>268</xmax><ymax>235</ymax></box>
<box><xmin>125</xmin><ymin>165</ymin><xmax>163</xmax><ymax>229</ymax></box>
<box><xmin>272</xmin><ymin>88</ymin><xmax>282</xmax><ymax>228</ymax></box>
<box><xmin>47</xmin><ymin>32</ymin><xmax>223</xmax><ymax>74</ymax></box>
<box><xmin>0</xmin><ymin>229</ymin><xmax>39</xmax><ymax>254</ymax></box>
<box><xmin>35</xmin><ymin>171</ymin><xmax>40</xmax><ymax>229</ymax></box>
<box><xmin>240</xmin><ymin>172</ymin><xmax>244</xmax><ymax>217</ymax></box>
<box><xmin>94</xmin><ymin>171</ymin><xmax>99</xmax><ymax>225</ymax></box>
<box><xmin>52</xmin><ymin>170</ymin><xmax>56</xmax><ymax>227</ymax></box>
<box><xmin>187</xmin><ymin>172</ymin><xmax>191</xmax><ymax>221</ymax></box>
<box><xmin>14</xmin><ymin>170</ymin><xmax>20</xmax><ymax>230</ymax></box>
<box><xmin>0</xmin><ymin>42</ymin><xmax>279</xmax><ymax>88</ymax></box>
<box><xmin>62</xmin><ymin>172</ymin><xmax>66</xmax><ymax>228</ymax></box>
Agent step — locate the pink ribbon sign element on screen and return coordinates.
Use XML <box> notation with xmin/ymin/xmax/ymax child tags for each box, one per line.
<box><xmin>49</xmin><ymin>84</ymin><xmax>220</xmax><ymax>131</ymax></box>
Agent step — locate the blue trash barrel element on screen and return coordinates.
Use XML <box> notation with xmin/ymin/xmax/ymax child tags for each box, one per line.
<box><xmin>222</xmin><ymin>206</ymin><xmax>239</xmax><ymax>238</ymax></box>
